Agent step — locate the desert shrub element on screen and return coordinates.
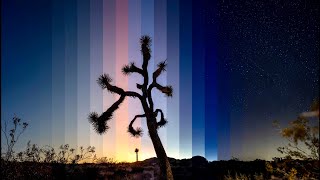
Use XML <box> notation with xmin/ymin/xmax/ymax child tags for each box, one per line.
<box><xmin>94</xmin><ymin>156</ymin><xmax>118</xmax><ymax>165</ymax></box>
<box><xmin>271</xmin><ymin>98</ymin><xmax>319</xmax><ymax>179</ymax></box>
<box><xmin>2</xmin><ymin>144</ymin><xmax>97</xmax><ymax>179</ymax></box>
<box><xmin>1</xmin><ymin>116</ymin><xmax>28</xmax><ymax>161</ymax></box>
<box><xmin>15</xmin><ymin>142</ymin><xmax>96</xmax><ymax>164</ymax></box>
<box><xmin>1</xmin><ymin>116</ymin><xmax>97</xmax><ymax>179</ymax></box>
<box><xmin>224</xmin><ymin>171</ymin><xmax>264</xmax><ymax>180</ymax></box>
<box><xmin>265</xmin><ymin>159</ymin><xmax>319</xmax><ymax>180</ymax></box>
<box><xmin>274</xmin><ymin>98</ymin><xmax>319</xmax><ymax>160</ymax></box>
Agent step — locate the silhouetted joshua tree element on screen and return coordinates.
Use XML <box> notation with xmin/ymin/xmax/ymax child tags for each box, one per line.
<box><xmin>88</xmin><ymin>36</ymin><xmax>174</xmax><ymax>179</ymax></box>
<box><xmin>135</xmin><ymin>148</ymin><xmax>139</xmax><ymax>162</ymax></box>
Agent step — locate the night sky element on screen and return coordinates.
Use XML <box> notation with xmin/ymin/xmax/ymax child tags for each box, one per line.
<box><xmin>1</xmin><ymin>0</ymin><xmax>319</xmax><ymax>162</ymax></box>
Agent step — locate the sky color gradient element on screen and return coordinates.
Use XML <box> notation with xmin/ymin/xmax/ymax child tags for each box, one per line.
<box><xmin>2</xmin><ymin>0</ymin><xmax>319</xmax><ymax>162</ymax></box>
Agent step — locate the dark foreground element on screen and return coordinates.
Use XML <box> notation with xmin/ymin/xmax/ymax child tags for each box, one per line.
<box><xmin>2</xmin><ymin>156</ymin><xmax>319</xmax><ymax>180</ymax></box>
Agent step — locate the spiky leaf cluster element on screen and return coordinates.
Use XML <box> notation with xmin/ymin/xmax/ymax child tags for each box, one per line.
<box><xmin>97</xmin><ymin>74</ymin><xmax>125</xmax><ymax>94</ymax></box>
<box><xmin>140</xmin><ymin>36</ymin><xmax>151</xmax><ymax>61</ymax></box>
<box><xmin>157</xmin><ymin>61</ymin><xmax>167</xmax><ymax>71</ymax></box>
<box><xmin>153</xmin><ymin>61</ymin><xmax>167</xmax><ymax>80</ymax></box>
<box><xmin>88</xmin><ymin>96</ymin><xmax>125</xmax><ymax>134</ymax></box>
<box><xmin>88</xmin><ymin>112</ymin><xmax>109</xmax><ymax>134</ymax></box>
<box><xmin>140</xmin><ymin>35</ymin><xmax>151</xmax><ymax>47</ymax></box>
<box><xmin>128</xmin><ymin>126</ymin><xmax>143</xmax><ymax>137</ymax></box>
<box><xmin>122</xmin><ymin>62</ymin><xmax>139</xmax><ymax>76</ymax></box>
<box><xmin>157</xmin><ymin>118</ymin><xmax>168</xmax><ymax>128</ymax></box>
<box><xmin>160</xmin><ymin>85</ymin><xmax>173</xmax><ymax>97</ymax></box>
<box><xmin>97</xmin><ymin>73</ymin><xmax>112</xmax><ymax>89</ymax></box>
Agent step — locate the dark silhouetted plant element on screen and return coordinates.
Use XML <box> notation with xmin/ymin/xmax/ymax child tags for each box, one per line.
<box><xmin>2</xmin><ymin>142</ymin><xmax>97</xmax><ymax>179</ymax></box>
<box><xmin>15</xmin><ymin>142</ymin><xmax>96</xmax><ymax>164</ymax></box>
<box><xmin>89</xmin><ymin>36</ymin><xmax>174</xmax><ymax>179</ymax></box>
<box><xmin>1</xmin><ymin>116</ymin><xmax>98</xmax><ymax>179</ymax></box>
<box><xmin>135</xmin><ymin>148</ymin><xmax>139</xmax><ymax>162</ymax></box>
<box><xmin>1</xmin><ymin>115</ymin><xmax>28</xmax><ymax>161</ymax></box>
<box><xmin>273</xmin><ymin>98</ymin><xmax>319</xmax><ymax>160</ymax></box>
<box><xmin>271</xmin><ymin>98</ymin><xmax>319</xmax><ymax>179</ymax></box>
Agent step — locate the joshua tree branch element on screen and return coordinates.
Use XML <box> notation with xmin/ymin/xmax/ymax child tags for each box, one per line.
<box><xmin>89</xmin><ymin>91</ymin><xmax>144</xmax><ymax>135</ymax></box>
<box><xmin>148</xmin><ymin>82</ymin><xmax>173</xmax><ymax>98</ymax></box>
<box><xmin>128</xmin><ymin>114</ymin><xmax>145</xmax><ymax>137</ymax></box>
<box><xmin>97</xmin><ymin>74</ymin><xmax>124</xmax><ymax>94</ymax></box>
<box><xmin>101</xmin><ymin>95</ymin><xmax>125</xmax><ymax>120</ymax></box>
<box><xmin>125</xmin><ymin>91</ymin><xmax>142</xmax><ymax>100</ymax></box>
<box><xmin>154</xmin><ymin>109</ymin><xmax>164</xmax><ymax>119</ymax></box>
<box><xmin>136</xmin><ymin>83</ymin><xmax>143</xmax><ymax>90</ymax></box>
<box><xmin>147</xmin><ymin>82</ymin><xmax>172</xmax><ymax>111</ymax></box>
<box><xmin>154</xmin><ymin>83</ymin><xmax>172</xmax><ymax>97</ymax></box>
<box><xmin>89</xmin><ymin>95</ymin><xmax>125</xmax><ymax>134</ymax></box>
<box><xmin>141</xmin><ymin>36</ymin><xmax>151</xmax><ymax>71</ymax></box>
<box><xmin>154</xmin><ymin>109</ymin><xmax>168</xmax><ymax>128</ymax></box>
<box><xmin>152</xmin><ymin>61</ymin><xmax>167</xmax><ymax>82</ymax></box>
<box><xmin>140</xmin><ymin>36</ymin><xmax>151</xmax><ymax>100</ymax></box>
<box><xmin>97</xmin><ymin>73</ymin><xmax>142</xmax><ymax>100</ymax></box>
<box><xmin>130</xmin><ymin>114</ymin><xmax>146</xmax><ymax>124</ymax></box>
<box><xmin>122</xmin><ymin>62</ymin><xmax>144</xmax><ymax>76</ymax></box>
<box><xmin>145</xmin><ymin>61</ymin><xmax>168</xmax><ymax>110</ymax></box>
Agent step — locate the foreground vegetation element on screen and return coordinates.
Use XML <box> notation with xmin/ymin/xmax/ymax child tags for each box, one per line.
<box><xmin>1</xmin><ymin>99</ymin><xmax>318</xmax><ymax>179</ymax></box>
<box><xmin>1</xmin><ymin>154</ymin><xmax>319</xmax><ymax>179</ymax></box>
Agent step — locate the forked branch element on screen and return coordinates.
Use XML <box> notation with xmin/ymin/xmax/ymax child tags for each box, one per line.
<box><xmin>146</xmin><ymin>60</ymin><xmax>171</xmax><ymax>110</ymax></box>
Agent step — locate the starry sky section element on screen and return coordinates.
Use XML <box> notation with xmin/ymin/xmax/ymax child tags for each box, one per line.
<box><xmin>203</xmin><ymin>0</ymin><xmax>319</xmax><ymax>160</ymax></box>
<box><xmin>207</xmin><ymin>0</ymin><xmax>319</xmax><ymax>110</ymax></box>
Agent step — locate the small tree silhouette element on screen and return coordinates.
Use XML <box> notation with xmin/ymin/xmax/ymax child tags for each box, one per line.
<box><xmin>270</xmin><ymin>98</ymin><xmax>319</xmax><ymax>180</ymax></box>
<box><xmin>1</xmin><ymin>115</ymin><xmax>28</xmax><ymax>161</ymax></box>
<box><xmin>89</xmin><ymin>36</ymin><xmax>174</xmax><ymax>179</ymax></box>
<box><xmin>135</xmin><ymin>148</ymin><xmax>139</xmax><ymax>162</ymax></box>
<box><xmin>274</xmin><ymin>98</ymin><xmax>319</xmax><ymax>160</ymax></box>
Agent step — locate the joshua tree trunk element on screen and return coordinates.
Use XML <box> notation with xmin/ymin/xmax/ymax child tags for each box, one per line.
<box><xmin>147</xmin><ymin>118</ymin><xmax>173</xmax><ymax>180</ymax></box>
